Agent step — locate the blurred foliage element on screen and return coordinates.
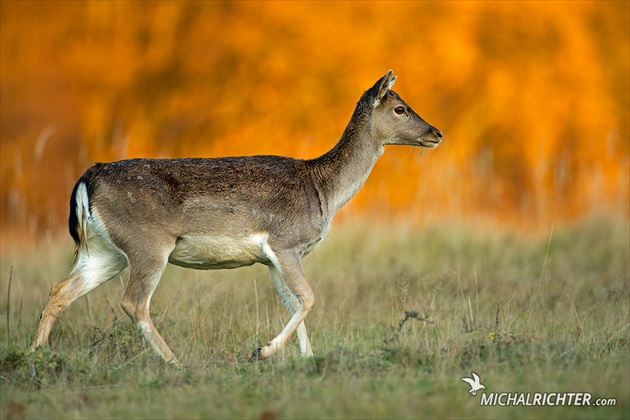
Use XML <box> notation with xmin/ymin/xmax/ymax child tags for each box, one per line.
<box><xmin>1</xmin><ymin>1</ymin><xmax>628</xmax><ymax>243</ymax></box>
<box><xmin>1</xmin><ymin>347</ymin><xmax>65</xmax><ymax>387</ymax></box>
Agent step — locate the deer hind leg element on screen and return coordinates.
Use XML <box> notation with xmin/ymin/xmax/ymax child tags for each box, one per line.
<box><xmin>254</xmin><ymin>248</ymin><xmax>315</xmax><ymax>360</ymax></box>
<box><xmin>121</xmin><ymin>249</ymin><xmax>180</xmax><ymax>366</ymax></box>
<box><xmin>28</xmin><ymin>246</ymin><xmax>128</xmax><ymax>352</ymax></box>
<box><xmin>268</xmin><ymin>264</ymin><xmax>313</xmax><ymax>357</ymax></box>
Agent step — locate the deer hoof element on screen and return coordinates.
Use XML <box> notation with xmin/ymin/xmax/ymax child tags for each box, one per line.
<box><xmin>251</xmin><ymin>347</ymin><xmax>264</xmax><ymax>362</ymax></box>
<box><xmin>167</xmin><ymin>358</ymin><xmax>183</xmax><ymax>369</ymax></box>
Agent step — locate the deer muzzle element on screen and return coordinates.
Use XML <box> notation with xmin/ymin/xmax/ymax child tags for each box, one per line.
<box><xmin>420</xmin><ymin>126</ymin><xmax>443</xmax><ymax>147</ymax></box>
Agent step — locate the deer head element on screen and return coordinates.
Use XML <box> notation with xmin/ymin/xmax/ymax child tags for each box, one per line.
<box><xmin>368</xmin><ymin>70</ymin><xmax>442</xmax><ymax>148</ymax></box>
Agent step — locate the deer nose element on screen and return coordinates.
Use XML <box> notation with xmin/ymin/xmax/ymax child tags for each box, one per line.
<box><xmin>433</xmin><ymin>127</ymin><xmax>443</xmax><ymax>139</ymax></box>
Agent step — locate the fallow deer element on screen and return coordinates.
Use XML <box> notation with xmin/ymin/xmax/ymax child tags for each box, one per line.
<box><xmin>28</xmin><ymin>70</ymin><xmax>442</xmax><ymax>365</ymax></box>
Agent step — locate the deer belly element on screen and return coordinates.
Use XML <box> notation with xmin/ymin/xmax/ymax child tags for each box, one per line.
<box><xmin>169</xmin><ymin>233</ymin><xmax>269</xmax><ymax>269</ymax></box>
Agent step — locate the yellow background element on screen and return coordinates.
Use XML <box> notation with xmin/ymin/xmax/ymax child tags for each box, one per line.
<box><xmin>1</xmin><ymin>1</ymin><xmax>628</xmax><ymax>243</ymax></box>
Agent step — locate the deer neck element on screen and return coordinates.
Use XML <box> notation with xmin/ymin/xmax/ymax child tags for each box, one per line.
<box><xmin>308</xmin><ymin>105</ymin><xmax>384</xmax><ymax>217</ymax></box>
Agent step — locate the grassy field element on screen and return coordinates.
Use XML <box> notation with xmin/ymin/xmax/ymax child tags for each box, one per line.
<box><xmin>1</xmin><ymin>216</ymin><xmax>628</xmax><ymax>419</ymax></box>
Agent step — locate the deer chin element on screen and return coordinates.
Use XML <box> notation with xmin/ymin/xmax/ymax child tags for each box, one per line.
<box><xmin>418</xmin><ymin>138</ymin><xmax>441</xmax><ymax>148</ymax></box>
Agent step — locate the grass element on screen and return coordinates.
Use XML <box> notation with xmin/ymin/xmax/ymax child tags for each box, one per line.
<box><xmin>1</xmin><ymin>215</ymin><xmax>629</xmax><ymax>419</ymax></box>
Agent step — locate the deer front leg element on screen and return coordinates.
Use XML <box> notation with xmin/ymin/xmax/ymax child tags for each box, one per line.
<box><xmin>253</xmin><ymin>249</ymin><xmax>314</xmax><ymax>360</ymax></box>
<box><xmin>268</xmin><ymin>264</ymin><xmax>314</xmax><ymax>357</ymax></box>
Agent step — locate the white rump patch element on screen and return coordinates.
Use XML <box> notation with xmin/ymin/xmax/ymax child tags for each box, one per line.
<box><xmin>72</xmin><ymin>208</ymin><xmax>128</xmax><ymax>293</ymax></box>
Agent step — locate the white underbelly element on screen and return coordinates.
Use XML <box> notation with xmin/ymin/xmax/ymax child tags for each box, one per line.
<box><xmin>169</xmin><ymin>232</ymin><xmax>270</xmax><ymax>269</ymax></box>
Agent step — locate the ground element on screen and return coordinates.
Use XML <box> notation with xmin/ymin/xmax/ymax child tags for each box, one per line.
<box><xmin>1</xmin><ymin>216</ymin><xmax>628</xmax><ymax>419</ymax></box>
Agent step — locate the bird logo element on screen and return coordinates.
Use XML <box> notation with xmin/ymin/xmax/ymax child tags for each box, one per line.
<box><xmin>461</xmin><ymin>372</ymin><xmax>486</xmax><ymax>396</ymax></box>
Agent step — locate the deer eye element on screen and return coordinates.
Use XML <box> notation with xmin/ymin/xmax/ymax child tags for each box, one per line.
<box><xmin>394</xmin><ymin>106</ymin><xmax>406</xmax><ymax>115</ymax></box>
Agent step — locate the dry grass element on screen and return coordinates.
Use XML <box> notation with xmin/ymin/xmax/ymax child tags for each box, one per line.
<box><xmin>1</xmin><ymin>215</ymin><xmax>629</xmax><ymax>419</ymax></box>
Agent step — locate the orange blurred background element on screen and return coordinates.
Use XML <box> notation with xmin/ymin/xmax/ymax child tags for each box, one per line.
<box><xmin>1</xmin><ymin>1</ymin><xmax>628</xmax><ymax>245</ymax></box>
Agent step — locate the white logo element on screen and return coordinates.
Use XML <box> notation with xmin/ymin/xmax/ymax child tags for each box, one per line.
<box><xmin>459</xmin><ymin>372</ymin><xmax>617</xmax><ymax>407</ymax></box>
<box><xmin>461</xmin><ymin>372</ymin><xmax>486</xmax><ymax>396</ymax></box>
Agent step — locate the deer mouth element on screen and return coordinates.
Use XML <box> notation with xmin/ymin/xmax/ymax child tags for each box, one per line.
<box><xmin>419</xmin><ymin>138</ymin><xmax>441</xmax><ymax>148</ymax></box>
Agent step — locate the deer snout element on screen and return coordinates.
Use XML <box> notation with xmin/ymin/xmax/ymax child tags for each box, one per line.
<box><xmin>420</xmin><ymin>126</ymin><xmax>442</xmax><ymax>147</ymax></box>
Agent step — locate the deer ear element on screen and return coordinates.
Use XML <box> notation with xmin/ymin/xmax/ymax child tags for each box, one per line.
<box><xmin>372</xmin><ymin>70</ymin><xmax>397</xmax><ymax>107</ymax></box>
